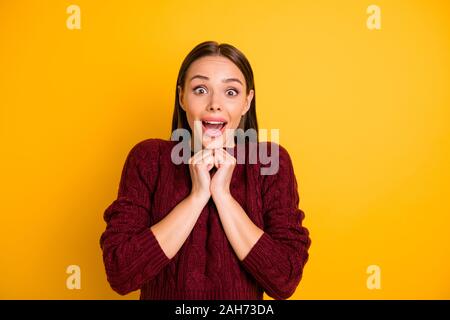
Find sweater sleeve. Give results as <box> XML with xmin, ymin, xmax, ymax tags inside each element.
<box><xmin>99</xmin><ymin>139</ymin><xmax>171</xmax><ymax>295</ymax></box>
<box><xmin>241</xmin><ymin>142</ymin><xmax>311</xmax><ymax>300</ymax></box>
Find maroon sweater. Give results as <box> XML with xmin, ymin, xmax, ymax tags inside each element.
<box><xmin>100</xmin><ymin>138</ymin><xmax>311</xmax><ymax>300</ymax></box>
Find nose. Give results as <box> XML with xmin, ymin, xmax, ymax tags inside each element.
<box><xmin>207</xmin><ymin>93</ymin><xmax>222</xmax><ymax>111</ymax></box>
<box><xmin>208</xmin><ymin>104</ymin><xmax>221</xmax><ymax>111</ymax></box>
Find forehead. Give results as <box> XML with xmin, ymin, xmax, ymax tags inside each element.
<box><xmin>186</xmin><ymin>56</ymin><xmax>245</xmax><ymax>80</ymax></box>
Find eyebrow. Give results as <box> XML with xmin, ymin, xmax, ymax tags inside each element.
<box><xmin>189</xmin><ymin>74</ymin><xmax>243</xmax><ymax>86</ymax></box>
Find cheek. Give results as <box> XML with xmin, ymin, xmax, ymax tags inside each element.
<box><xmin>184</xmin><ymin>98</ymin><xmax>203</xmax><ymax>116</ymax></box>
<box><xmin>185</xmin><ymin>95</ymin><xmax>207</xmax><ymax>113</ymax></box>
<box><xmin>230</xmin><ymin>116</ymin><xmax>242</xmax><ymax>127</ymax></box>
<box><xmin>225</xmin><ymin>102</ymin><xmax>246</xmax><ymax>123</ymax></box>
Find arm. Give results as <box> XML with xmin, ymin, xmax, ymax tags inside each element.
<box><xmin>215</xmin><ymin>143</ymin><xmax>311</xmax><ymax>300</ymax></box>
<box><xmin>151</xmin><ymin>148</ymin><xmax>212</xmax><ymax>260</ymax></box>
<box><xmin>99</xmin><ymin>140</ymin><xmax>208</xmax><ymax>295</ymax></box>
<box><xmin>150</xmin><ymin>193</ymin><xmax>209</xmax><ymax>259</ymax></box>
<box><xmin>99</xmin><ymin>140</ymin><xmax>167</xmax><ymax>295</ymax></box>
<box><xmin>210</xmin><ymin>147</ymin><xmax>264</xmax><ymax>261</ymax></box>
<box><xmin>243</xmin><ymin>143</ymin><xmax>311</xmax><ymax>299</ymax></box>
<box><xmin>212</xmin><ymin>194</ymin><xmax>264</xmax><ymax>261</ymax></box>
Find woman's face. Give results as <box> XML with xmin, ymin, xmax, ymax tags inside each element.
<box><xmin>178</xmin><ymin>55</ymin><xmax>254</xmax><ymax>149</ymax></box>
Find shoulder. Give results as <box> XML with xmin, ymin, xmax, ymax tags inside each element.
<box><xmin>256</xmin><ymin>142</ymin><xmax>301</xmax><ymax>201</ymax></box>
<box><xmin>257</xmin><ymin>141</ymin><xmax>291</xmax><ymax>159</ymax></box>
<box><xmin>127</xmin><ymin>138</ymin><xmax>174</xmax><ymax>161</ymax></box>
<box><xmin>254</xmin><ymin>141</ymin><xmax>293</xmax><ymax>176</ymax></box>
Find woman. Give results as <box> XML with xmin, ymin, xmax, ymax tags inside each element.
<box><xmin>99</xmin><ymin>41</ymin><xmax>311</xmax><ymax>300</ymax></box>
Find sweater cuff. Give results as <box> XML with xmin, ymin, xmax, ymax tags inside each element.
<box><xmin>136</xmin><ymin>228</ymin><xmax>171</xmax><ymax>269</ymax></box>
<box><xmin>241</xmin><ymin>232</ymin><xmax>275</xmax><ymax>272</ymax></box>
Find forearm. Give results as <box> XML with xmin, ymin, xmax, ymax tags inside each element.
<box><xmin>212</xmin><ymin>193</ymin><xmax>264</xmax><ymax>261</ymax></box>
<box><xmin>150</xmin><ymin>193</ymin><xmax>208</xmax><ymax>259</ymax></box>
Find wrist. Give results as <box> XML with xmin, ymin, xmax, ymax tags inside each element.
<box><xmin>211</xmin><ymin>190</ymin><xmax>233</xmax><ymax>204</ymax></box>
<box><xmin>189</xmin><ymin>191</ymin><xmax>211</xmax><ymax>205</ymax></box>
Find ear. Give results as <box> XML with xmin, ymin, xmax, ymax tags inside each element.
<box><xmin>242</xmin><ymin>89</ymin><xmax>254</xmax><ymax>115</ymax></box>
<box><xmin>177</xmin><ymin>85</ymin><xmax>185</xmax><ymax>111</ymax></box>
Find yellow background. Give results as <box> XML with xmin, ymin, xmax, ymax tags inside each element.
<box><xmin>1</xmin><ymin>0</ymin><xmax>449</xmax><ymax>299</ymax></box>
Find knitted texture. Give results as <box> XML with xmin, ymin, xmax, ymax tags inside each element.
<box><xmin>99</xmin><ymin>138</ymin><xmax>311</xmax><ymax>300</ymax></box>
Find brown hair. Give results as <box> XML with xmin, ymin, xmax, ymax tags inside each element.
<box><xmin>171</xmin><ymin>41</ymin><xmax>258</xmax><ymax>141</ymax></box>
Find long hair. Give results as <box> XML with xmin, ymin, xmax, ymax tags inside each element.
<box><xmin>171</xmin><ymin>41</ymin><xmax>258</xmax><ymax>141</ymax></box>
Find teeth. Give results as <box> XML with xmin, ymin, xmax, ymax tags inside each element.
<box><xmin>204</xmin><ymin>120</ymin><xmax>225</xmax><ymax>124</ymax></box>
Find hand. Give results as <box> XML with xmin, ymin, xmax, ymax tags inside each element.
<box><xmin>210</xmin><ymin>148</ymin><xmax>237</xmax><ymax>200</ymax></box>
<box><xmin>188</xmin><ymin>148</ymin><xmax>214</xmax><ymax>203</ymax></box>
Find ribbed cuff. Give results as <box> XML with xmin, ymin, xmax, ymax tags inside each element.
<box><xmin>108</xmin><ymin>228</ymin><xmax>171</xmax><ymax>292</ymax></box>
<box><xmin>241</xmin><ymin>232</ymin><xmax>276</xmax><ymax>277</ymax></box>
<box><xmin>138</xmin><ymin>228</ymin><xmax>171</xmax><ymax>269</ymax></box>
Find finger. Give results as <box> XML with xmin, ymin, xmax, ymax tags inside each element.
<box><xmin>206</xmin><ymin>158</ymin><xmax>215</xmax><ymax>171</ymax></box>
<box><xmin>200</xmin><ymin>154</ymin><xmax>214</xmax><ymax>166</ymax></box>
<box><xmin>189</xmin><ymin>154</ymin><xmax>214</xmax><ymax>176</ymax></box>
<box><xmin>214</xmin><ymin>148</ymin><xmax>226</xmax><ymax>168</ymax></box>
<box><xmin>216</xmin><ymin>148</ymin><xmax>236</xmax><ymax>165</ymax></box>
<box><xmin>189</xmin><ymin>148</ymin><xmax>213</xmax><ymax>164</ymax></box>
<box><xmin>197</xmin><ymin>155</ymin><xmax>215</xmax><ymax>171</ymax></box>
<box><xmin>200</xmin><ymin>154</ymin><xmax>215</xmax><ymax>172</ymax></box>
<box><xmin>224</xmin><ymin>148</ymin><xmax>236</xmax><ymax>162</ymax></box>
<box><xmin>192</xmin><ymin>148</ymin><xmax>213</xmax><ymax>158</ymax></box>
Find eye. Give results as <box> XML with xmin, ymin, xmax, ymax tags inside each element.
<box><xmin>226</xmin><ymin>88</ymin><xmax>239</xmax><ymax>96</ymax></box>
<box><xmin>193</xmin><ymin>86</ymin><xmax>207</xmax><ymax>95</ymax></box>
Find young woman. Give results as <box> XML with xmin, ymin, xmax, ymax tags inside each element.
<box><xmin>100</xmin><ymin>41</ymin><xmax>311</xmax><ymax>300</ymax></box>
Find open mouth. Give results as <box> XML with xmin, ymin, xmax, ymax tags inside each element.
<box><xmin>202</xmin><ymin>120</ymin><xmax>228</xmax><ymax>137</ymax></box>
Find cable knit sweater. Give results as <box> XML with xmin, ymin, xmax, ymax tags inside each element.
<box><xmin>99</xmin><ymin>138</ymin><xmax>311</xmax><ymax>300</ymax></box>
